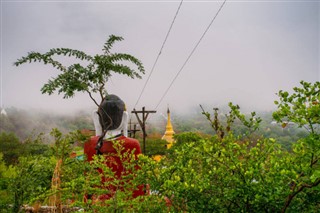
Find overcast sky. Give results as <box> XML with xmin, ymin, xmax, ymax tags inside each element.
<box><xmin>1</xmin><ymin>0</ymin><xmax>319</xmax><ymax>116</ymax></box>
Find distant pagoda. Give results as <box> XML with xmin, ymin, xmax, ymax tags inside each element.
<box><xmin>162</xmin><ymin>107</ymin><xmax>175</xmax><ymax>148</ymax></box>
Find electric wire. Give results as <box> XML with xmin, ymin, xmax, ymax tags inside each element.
<box><xmin>154</xmin><ymin>0</ymin><xmax>227</xmax><ymax>110</ymax></box>
<box><xmin>133</xmin><ymin>0</ymin><xmax>184</xmax><ymax>110</ymax></box>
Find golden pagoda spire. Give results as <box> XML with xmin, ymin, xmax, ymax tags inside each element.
<box><xmin>162</xmin><ymin>107</ymin><xmax>175</xmax><ymax>148</ymax></box>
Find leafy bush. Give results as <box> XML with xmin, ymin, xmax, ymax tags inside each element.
<box><xmin>9</xmin><ymin>156</ymin><xmax>56</xmax><ymax>213</ymax></box>
<box><xmin>1</xmin><ymin>81</ymin><xmax>319</xmax><ymax>212</ymax></box>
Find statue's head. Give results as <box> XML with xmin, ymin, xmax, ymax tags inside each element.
<box><xmin>98</xmin><ymin>94</ymin><xmax>126</xmax><ymax>132</ymax></box>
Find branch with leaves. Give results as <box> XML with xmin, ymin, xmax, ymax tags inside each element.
<box><xmin>200</xmin><ymin>103</ymin><xmax>261</xmax><ymax>140</ymax></box>
<box><xmin>273</xmin><ymin>81</ymin><xmax>320</xmax><ymax>134</ymax></box>
<box><xmin>14</xmin><ymin>35</ymin><xmax>145</xmax><ymax>108</ymax></box>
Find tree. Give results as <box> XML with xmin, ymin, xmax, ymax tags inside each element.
<box><xmin>15</xmin><ymin>34</ymin><xmax>145</xmax><ymax>149</ymax></box>
<box><xmin>273</xmin><ymin>81</ymin><xmax>320</xmax><ymax>212</ymax></box>
<box><xmin>0</xmin><ymin>132</ymin><xmax>21</xmax><ymax>165</ymax></box>
<box><xmin>14</xmin><ymin>35</ymin><xmax>145</xmax><ymax>109</ymax></box>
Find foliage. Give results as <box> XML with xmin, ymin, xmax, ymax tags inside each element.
<box><xmin>141</xmin><ymin>135</ymin><xmax>292</xmax><ymax>212</ymax></box>
<box><xmin>21</xmin><ymin>133</ymin><xmax>50</xmax><ymax>157</ymax></box>
<box><xmin>9</xmin><ymin>155</ymin><xmax>56</xmax><ymax>213</ymax></box>
<box><xmin>137</xmin><ymin>105</ymin><xmax>289</xmax><ymax>212</ymax></box>
<box><xmin>273</xmin><ymin>80</ymin><xmax>320</xmax><ymax>134</ymax></box>
<box><xmin>259</xmin><ymin>121</ymin><xmax>308</xmax><ymax>151</ymax></box>
<box><xmin>0</xmin><ymin>129</ymin><xmax>163</xmax><ymax>212</ymax></box>
<box><xmin>144</xmin><ymin>138</ymin><xmax>168</xmax><ymax>156</ymax></box>
<box><xmin>273</xmin><ymin>81</ymin><xmax>320</xmax><ymax>212</ymax></box>
<box><xmin>0</xmin><ymin>129</ymin><xmax>88</xmax><ymax>212</ymax></box>
<box><xmin>48</xmin><ymin>138</ymin><xmax>167</xmax><ymax>212</ymax></box>
<box><xmin>1</xmin><ymin>81</ymin><xmax>319</xmax><ymax>212</ymax></box>
<box><xmin>200</xmin><ymin>102</ymin><xmax>262</xmax><ymax>141</ymax></box>
<box><xmin>0</xmin><ymin>132</ymin><xmax>21</xmax><ymax>165</ymax></box>
<box><xmin>138</xmin><ymin>86</ymin><xmax>319</xmax><ymax>212</ymax></box>
<box><xmin>14</xmin><ymin>35</ymin><xmax>145</xmax><ymax>108</ymax></box>
<box><xmin>48</xmin><ymin>128</ymin><xmax>85</xmax><ymax>161</ymax></box>
<box><xmin>174</xmin><ymin>132</ymin><xmax>203</xmax><ymax>146</ymax></box>
<box><xmin>0</xmin><ymin>153</ymin><xmax>17</xmax><ymax>211</ymax></box>
<box><xmin>0</xmin><ymin>131</ymin><xmax>51</xmax><ymax>166</ymax></box>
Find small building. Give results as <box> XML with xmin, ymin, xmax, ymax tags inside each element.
<box><xmin>1</xmin><ymin>109</ymin><xmax>7</xmax><ymax>116</ymax></box>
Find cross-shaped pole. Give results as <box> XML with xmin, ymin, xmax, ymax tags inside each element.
<box><xmin>131</xmin><ymin>107</ymin><xmax>156</xmax><ymax>154</ymax></box>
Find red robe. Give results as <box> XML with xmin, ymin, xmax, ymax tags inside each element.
<box><xmin>84</xmin><ymin>135</ymin><xmax>144</xmax><ymax>200</ymax></box>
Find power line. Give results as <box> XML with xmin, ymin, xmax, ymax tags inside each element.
<box><xmin>133</xmin><ymin>0</ymin><xmax>184</xmax><ymax>110</ymax></box>
<box><xmin>154</xmin><ymin>0</ymin><xmax>227</xmax><ymax>110</ymax></box>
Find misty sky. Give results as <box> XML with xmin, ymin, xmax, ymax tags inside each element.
<box><xmin>1</xmin><ymin>0</ymin><xmax>319</xmax><ymax>116</ymax></box>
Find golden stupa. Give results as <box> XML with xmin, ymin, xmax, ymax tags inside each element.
<box><xmin>162</xmin><ymin>108</ymin><xmax>175</xmax><ymax>148</ymax></box>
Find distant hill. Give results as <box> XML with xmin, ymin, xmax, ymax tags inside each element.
<box><xmin>0</xmin><ymin>107</ymin><xmax>308</xmax><ymax>150</ymax></box>
<box><xmin>0</xmin><ymin>107</ymin><xmax>94</xmax><ymax>142</ymax></box>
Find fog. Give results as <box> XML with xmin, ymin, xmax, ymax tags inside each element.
<box><xmin>1</xmin><ymin>1</ymin><xmax>319</xmax><ymax>117</ymax></box>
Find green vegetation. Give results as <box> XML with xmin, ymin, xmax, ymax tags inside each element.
<box><xmin>273</xmin><ymin>81</ymin><xmax>319</xmax><ymax>134</ymax></box>
<box><xmin>136</xmin><ymin>81</ymin><xmax>319</xmax><ymax>212</ymax></box>
<box><xmin>2</xmin><ymin>71</ymin><xmax>319</xmax><ymax>213</ymax></box>
<box><xmin>14</xmin><ymin>35</ymin><xmax>144</xmax><ymax>109</ymax></box>
<box><xmin>0</xmin><ymin>132</ymin><xmax>50</xmax><ymax>166</ymax></box>
<box><xmin>14</xmin><ymin>33</ymin><xmax>145</xmax><ymax>144</ymax></box>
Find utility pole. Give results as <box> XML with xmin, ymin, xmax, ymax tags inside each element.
<box><xmin>131</xmin><ymin>107</ymin><xmax>156</xmax><ymax>154</ymax></box>
<box><xmin>128</xmin><ymin>119</ymin><xmax>140</xmax><ymax>138</ymax></box>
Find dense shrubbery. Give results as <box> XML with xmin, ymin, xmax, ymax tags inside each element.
<box><xmin>0</xmin><ymin>81</ymin><xmax>319</xmax><ymax>212</ymax></box>
<box><xmin>137</xmin><ymin>81</ymin><xmax>319</xmax><ymax>212</ymax></box>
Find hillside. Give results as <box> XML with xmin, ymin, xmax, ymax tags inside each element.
<box><xmin>0</xmin><ymin>106</ymin><xmax>308</xmax><ymax>150</ymax></box>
